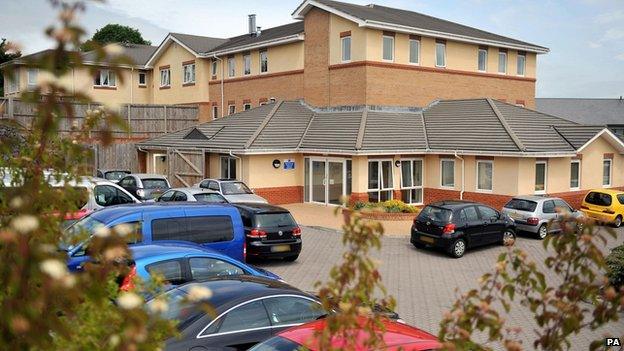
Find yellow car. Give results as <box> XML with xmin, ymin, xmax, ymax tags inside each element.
<box><xmin>580</xmin><ymin>189</ymin><xmax>624</xmax><ymax>228</ymax></box>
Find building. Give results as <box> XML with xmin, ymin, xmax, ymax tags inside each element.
<box><xmin>536</xmin><ymin>98</ymin><xmax>624</xmax><ymax>138</ymax></box>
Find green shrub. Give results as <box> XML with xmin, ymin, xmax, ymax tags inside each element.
<box><xmin>352</xmin><ymin>199</ymin><xmax>421</xmax><ymax>214</ymax></box>
<box><xmin>606</xmin><ymin>244</ymin><xmax>624</xmax><ymax>289</ymax></box>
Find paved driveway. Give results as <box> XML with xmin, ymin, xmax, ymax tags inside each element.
<box><xmin>257</xmin><ymin>225</ymin><xmax>624</xmax><ymax>349</ymax></box>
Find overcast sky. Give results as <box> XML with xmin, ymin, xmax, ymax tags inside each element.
<box><xmin>1</xmin><ymin>0</ymin><xmax>623</xmax><ymax>98</ymax></box>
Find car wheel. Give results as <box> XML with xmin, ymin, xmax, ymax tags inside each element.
<box><xmin>502</xmin><ymin>229</ymin><xmax>516</xmax><ymax>246</ymax></box>
<box><xmin>448</xmin><ymin>239</ymin><xmax>466</xmax><ymax>258</ymax></box>
<box><xmin>283</xmin><ymin>254</ymin><xmax>299</xmax><ymax>262</ymax></box>
<box><xmin>536</xmin><ymin>224</ymin><xmax>548</xmax><ymax>240</ymax></box>
<box><xmin>613</xmin><ymin>215</ymin><xmax>622</xmax><ymax>228</ymax></box>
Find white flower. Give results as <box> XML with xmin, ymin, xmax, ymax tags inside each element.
<box><xmin>93</xmin><ymin>225</ymin><xmax>110</xmax><ymax>238</ymax></box>
<box><xmin>149</xmin><ymin>299</ymin><xmax>169</xmax><ymax>314</ymax></box>
<box><xmin>117</xmin><ymin>292</ymin><xmax>143</xmax><ymax>310</ymax></box>
<box><xmin>186</xmin><ymin>285</ymin><xmax>213</xmax><ymax>302</ymax></box>
<box><xmin>10</xmin><ymin>215</ymin><xmax>39</xmax><ymax>234</ymax></box>
<box><xmin>40</xmin><ymin>259</ymin><xmax>68</xmax><ymax>280</ymax></box>
<box><xmin>113</xmin><ymin>223</ymin><xmax>132</xmax><ymax>237</ymax></box>
<box><xmin>9</xmin><ymin>197</ymin><xmax>23</xmax><ymax>209</ymax></box>
<box><xmin>104</xmin><ymin>43</ymin><xmax>123</xmax><ymax>56</ymax></box>
<box><xmin>108</xmin><ymin>335</ymin><xmax>120</xmax><ymax>347</ymax></box>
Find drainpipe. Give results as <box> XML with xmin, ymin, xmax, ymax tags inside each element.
<box><xmin>454</xmin><ymin>150</ymin><xmax>465</xmax><ymax>200</ymax></box>
<box><xmin>212</xmin><ymin>54</ymin><xmax>224</xmax><ymax>118</ymax></box>
<box><xmin>229</xmin><ymin>150</ymin><xmax>243</xmax><ymax>182</ymax></box>
<box><xmin>130</xmin><ymin>67</ymin><xmax>134</xmax><ymax>104</ymax></box>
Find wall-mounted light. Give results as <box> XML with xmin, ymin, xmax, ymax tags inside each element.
<box><xmin>272</xmin><ymin>159</ymin><xmax>281</xmax><ymax>169</ymax></box>
<box><xmin>395</xmin><ymin>160</ymin><xmax>401</xmax><ymax>167</ymax></box>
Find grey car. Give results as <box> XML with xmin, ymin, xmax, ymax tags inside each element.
<box><xmin>193</xmin><ymin>178</ymin><xmax>268</xmax><ymax>204</ymax></box>
<box><xmin>501</xmin><ymin>196</ymin><xmax>585</xmax><ymax>239</ymax></box>
<box><xmin>154</xmin><ymin>187</ymin><xmax>228</xmax><ymax>203</ymax></box>
<box><xmin>118</xmin><ymin>173</ymin><xmax>171</xmax><ymax>201</ymax></box>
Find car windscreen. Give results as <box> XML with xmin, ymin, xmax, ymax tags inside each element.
<box><xmin>248</xmin><ymin>336</ymin><xmax>303</xmax><ymax>351</ymax></box>
<box><xmin>104</xmin><ymin>171</ymin><xmax>129</xmax><ymax>181</ymax></box>
<box><xmin>148</xmin><ymin>288</ymin><xmax>207</xmax><ymax>329</ymax></box>
<box><xmin>504</xmin><ymin>199</ymin><xmax>538</xmax><ymax>212</ymax></box>
<box><xmin>585</xmin><ymin>192</ymin><xmax>612</xmax><ymax>206</ymax></box>
<box><xmin>62</xmin><ymin>215</ymin><xmax>105</xmax><ymax>250</ymax></box>
<box><xmin>417</xmin><ymin>205</ymin><xmax>452</xmax><ymax>224</ymax></box>
<box><xmin>142</xmin><ymin>178</ymin><xmax>169</xmax><ymax>189</ymax></box>
<box><xmin>193</xmin><ymin>193</ymin><xmax>227</xmax><ymax>203</ymax></box>
<box><xmin>221</xmin><ymin>182</ymin><xmax>253</xmax><ymax>195</ymax></box>
<box><xmin>254</xmin><ymin>212</ymin><xmax>297</xmax><ymax>228</ymax></box>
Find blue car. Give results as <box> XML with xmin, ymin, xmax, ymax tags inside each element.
<box><xmin>65</xmin><ymin>203</ymin><xmax>245</xmax><ymax>271</ymax></box>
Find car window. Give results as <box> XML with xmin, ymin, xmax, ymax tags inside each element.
<box><xmin>151</xmin><ymin>216</ymin><xmax>234</xmax><ymax>244</ymax></box>
<box><xmin>248</xmin><ymin>336</ymin><xmax>303</xmax><ymax>351</ymax></box>
<box><xmin>221</xmin><ymin>182</ymin><xmax>253</xmax><ymax>195</ymax></box>
<box><xmin>618</xmin><ymin>194</ymin><xmax>624</xmax><ymax>205</ymax></box>
<box><xmin>217</xmin><ymin>300</ymin><xmax>270</xmax><ymax>333</ymax></box>
<box><xmin>173</xmin><ymin>191</ymin><xmax>188</xmax><ymax>201</ymax></box>
<box><xmin>189</xmin><ymin>257</ymin><xmax>245</xmax><ymax>280</ymax></box>
<box><xmin>459</xmin><ymin>206</ymin><xmax>480</xmax><ymax>223</ymax></box>
<box><xmin>254</xmin><ymin>213</ymin><xmax>297</xmax><ymax>228</ymax></box>
<box><xmin>142</xmin><ymin>178</ymin><xmax>169</xmax><ymax>189</ymax></box>
<box><xmin>193</xmin><ymin>193</ymin><xmax>227</xmax><ymax>203</ymax></box>
<box><xmin>146</xmin><ymin>260</ymin><xmax>184</xmax><ymax>283</ymax></box>
<box><xmin>116</xmin><ymin>189</ymin><xmax>135</xmax><ymax>204</ymax></box>
<box><xmin>208</xmin><ymin>181</ymin><xmax>220</xmax><ymax>191</ymax></box>
<box><xmin>158</xmin><ymin>191</ymin><xmax>175</xmax><ymax>202</ymax></box>
<box><xmin>478</xmin><ymin>206</ymin><xmax>498</xmax><ymax>220</ymax></box>
<box><xmin>504</xmin><ymin>199</ymin><xmax>538</xmax><ymax>212</ymax></box>
<box><xmin>585</xmin><ymin>192</ymin><xmax>612</xmax><ymax>207</ymax></box>
<box><xmin>152</xmin><ymin>217</ymin><xmax>187</xmax><ymax>241</ymax></box>
<box><xmin>240</xmin><ymin>212</ymin><xmax>253</xmax><ymax>227</ymax></box>
<box><xmin>542</xmin><ymin>200</ymin><xmax>556</xmax><ymax>214</ymax></box>
<box><xmin>96</xmin><ymin>170</ymin><xmax>104</xmax><ymax>178</ymax></box>
<box><xmin>263</xmin><ymin>297</ymin><xmax>325</xmax><ymax>327</ymax></box>
<box><xmin>418</xmin><ymin>206</ymin><xmax>452</xmax><ymax>223</ymax></box>
<box><xmin>120</xmin><ymin>177</ymin><xmax>135</xmax><ymax>187</ymax></box>
<box><xmin>94</xmin><ymin>185</ymin><xmax>117</xmax><ymax>206</ymax></box>
<box><xmin>199</xmin><ymin>180</ymin><xmax>210</xmax><ymax>189</ymax></box>
<box><xmin>553</xmin><ymin>199</ymin><xmax>572</xmax><ymax>213</ymax></box>
<box><xmin>105</xmin><ymin>171</ymin><xmax>130</xmax><ymax>181</ymax></box>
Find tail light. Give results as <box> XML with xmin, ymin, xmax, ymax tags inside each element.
<box><xmin>136</xmin><ymin>189</ymin><xmax>145</xmax><ymax>198</ymax></box>
<box><xmin>603</xmin><ymin>208</ymin><xmax>615</xmax><ymax>214</ymax></box>
<box><xmin>248</xmin><ymin>229</ymin><xmax>267</xmax><ymax>238</ymax></box>
<box><xmin>442</xmin><ymin>223</ymin><xmax>456</xmax><ymax>235</ymax></box>
<box><xmin>243</xmin><ymin>241</ymin><xmax>247</xmax><ymax>262</ymax></box>
<box><xmin>292</xmin><ymin>227</ymin><xmax>302</xmax><ymax>237</ymax></box>
<box><xmin>527</xmin><ymin>217</ymin><xmax>539</xmax><ymax>226</ymax></box>
<box><xmin>119</xmin><ymin>266</ymin><xmax>137</xmax><ymax>292</ymax></box>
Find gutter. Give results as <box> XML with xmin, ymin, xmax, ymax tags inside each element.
<box><xmin>454</xmin><ymin>150</ymin><xmax>465</xmax><ymax>200</ymax></box>
<box><xmin>202</xmin><ymin>34</ymin><xmax>304</xmax><ymax>57</ymax></box>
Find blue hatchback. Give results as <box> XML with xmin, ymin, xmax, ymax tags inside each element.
<box><xmin>65</xmin><ymin>203</ymin><xmax>245</xmax><ymax>271</ymax></box>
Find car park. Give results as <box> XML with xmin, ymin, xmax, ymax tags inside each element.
<box><xmin>502</xmin><ymin>196</ymin><xmax>585</xmax><ymax>239</ymax></box>
<box><xmin>581</xmin><ymin>189</ymin><xmax>624</xmax><ymax>228</ymax></box>
<box><xmin>411</xmin><ymin>200</ymin><xmax>516</xmax><ymax>258</ymax></box>
<box><xmin>249</xmin><ymin>317</ymin><xmax>440</xmax><ymax>351</ymax></box>
<box><xmin>119</xmin><ymin>173</ymin><xmax>171</xmax><ymax>201</ymax></box>
<box><xmin>195</xmin><ymin>178</ymin><xmax>268</xmax><ymax>204</ymax></box>
<box><xmin>95</xmin><ymin>169</ymin><xmax>131</xmax><ymax>183</ymax></box>
<box><xmin>233</xmin><ymin>203</ymin><xmax>302</xmax><ymax>262</ymax></box>
<box><xmin>155</xmin><ymin>187</ymin><xmax>228</xmax><ymax>203</ymax></box>
<box><xmin>64</xmin><ymin>203</ymin><xmax>245</xmax><ymax>271</ymax></box>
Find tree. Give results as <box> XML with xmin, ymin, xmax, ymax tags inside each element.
<box><xmin>0</xmin><ymin>38</ymin><xmax>22</xmax><ymax>96</ymax></box>
<box><xmin>81</xmin><ymin>24</ymin><xmax>151</xmax><ymax>52</ymax></box>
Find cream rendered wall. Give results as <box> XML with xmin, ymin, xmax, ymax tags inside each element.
<box><xmin>545</xmin><ymin>157</ymin><xmax>570</xmax><ymax>193</ymax></box>
<box><xmin>578</xmin><ymin>137</ymin><xmax>624</xmax><ymax>190</ymax></box>
<box><xmin>517</xmin><ymin>158</ymin><xmax>535</xmax><ymax>195</ymax></box>
<box><xmin>492</xmin><ymin>157</ymin><xmax>520</xmax><ymax>195</ymax></box>
<box><xmin>152</xmin><ymin>42</ymin><xmax>208</xmax><ymax>105</ymax></box>
<box><xmin>329</xmin><ymin>14</ymin><xmax>368</xmax><ymax>64</ymax></box>
<box><xmin>212</xmin><ymin>42</ymin><xmax>304</xmax><ymax>80</ymax></box>
<box><xmin>245</xmin><ymin>154</ymin><xmax>304</xmax><ymax>189</ymax></box>
<box><xmin>351</xmin><ymin>156</ymin><xmax>369</xmax><ymax>193</ymax></box>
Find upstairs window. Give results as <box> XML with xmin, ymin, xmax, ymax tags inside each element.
<box><xmin>138</xmin><ymin>72</ymin><xmax>146</xmax><ymax>86</ymax></box>
<box><xmin>7</xmin><ymin>69</ymin><xmax>19</xmax><ymax>93</ymax></box>
<box><xmin>409</xmin><ymin>38</ymin><xmax>420</xmax><ymax>64</ymax></box>
<box><xmin>498</xmin><ymin>50</ymin><xmax>507</xmax><ymax>74</ymax></box>
<box><xmin>212</xmin><ymin>106</ymin><xmax>218</xmax><ymax>119</ymax></box>
<box><xmin>243</xmin><ymin>53</ymin><xmax>251</xmax><ymax>75</ymax></box>
<box><xmin>159</xmin><ymin>68</ymin><xmax>170</xmax><ymax>87</ymax></box>
<box><xmin>183</xmin><ymin>63</ymin><xmax>195</xmax><ymax>84</ymax></box>
<box><xmin>341</xmin><ymin>35</ymin><xmax>351</xmax><ymax>62</ymax></box>
<box><xmin>211</xmin><ymin>60</ymin><xmax>218</xmax><ymax>76</ymax></box>
<box><xmin>227</xmin><ymin>57</ymin><xmax>235</xmax><ymax>77</ymax></box>
<box><xmin>478</xmin><ymin>48</ymin><xmax>487</xmax><ymax>72</ymax></box>
<box><xmin>382</xmin><ymin>34</ymin><xmax>394</xmax><ymax>61</ymax></box>
<box><xmin>435</xmin><ymin>41</ymin><xmax>446</xmax><ymax>67</ymax></box>
<box><xmin>260</xmin><ymin>50</ymin><xmax>268</xmax><ymax>73</ymax></box>
<box><xmin>94</xmin><ymin>69</ymin><xmax>116</xmax><ymax>87</ymax></box>
<box><xmin>243</xmin><ymin>103</ymin><xmax>251</xmax><ymax>111</ymax></box>
<box><xmin>517</xmin><ymin>52</ymin><xmax>526</xmax><ymax>76</ymax></box>
<box><xmin>27</xmin><ymin>68</ymin><xmax>38</xmax><ymax>89</ymax></box>
<box><xmin>228</xmin><ymin>104</ymin><xmax>236</xmax><ymax>115</ymax></box>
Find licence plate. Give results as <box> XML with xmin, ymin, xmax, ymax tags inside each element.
<box><xmin>271</xmin><ymin>245</ymin><xmax>290</xmax><ymax>253</ymax></box>
<box><xmin>510</xmin><ymin>213</ymin><xmax>522</xmax><ymax>220</ymax></box>
<box><xmin>420</xmin><ymin>236</ymin><xmax>434</xmax><ymax>244</ymax></box>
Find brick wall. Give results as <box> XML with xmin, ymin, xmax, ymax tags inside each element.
<box><xmin>303</xmin><ymin>8</ymin><xmax>331</xmax><ymax>107</ymax></box>
<box><xmin>254</xmin><ymin>186</ymin><xmax>303</xmax><ymax>205</ymax></box>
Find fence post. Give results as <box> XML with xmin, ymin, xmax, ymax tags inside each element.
<box><xmin>163</xmin><ymin>105</ymin><xmax>168</xmax><ymax>134</ymax></box>
<box><xmin>8</xmin><ymin>97</ymin><xmax>14</xmax><ymax>118</ymax></box>
<box><xmin>127</xmin><ymin>104</ymin><xmax>132</xmax><ymax>138</ymax></box>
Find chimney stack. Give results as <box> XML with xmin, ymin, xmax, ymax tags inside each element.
<box><xmin>248</xmin><ymin>14</ymin><xmax>257</xmax><ymax>36</ymax></box>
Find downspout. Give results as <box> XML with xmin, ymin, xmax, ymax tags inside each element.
<box><xmin>212</xmin><ymin>54</ymin><xmax>224</xmax><ymax>118</ymax></box>
<box><xmin>229</xmin><ymin>150</ymin><xmax>243</xmax><ymax>182</ymax></box>
<box><xmin>454</xmin><ymin>150</ymin><xmax>465</xmax><ymax>200</ymax></box>
<box><xmin>130</xmin><ymin>67</ymin><xmax>134</xmax><ymax>104</ymax></box>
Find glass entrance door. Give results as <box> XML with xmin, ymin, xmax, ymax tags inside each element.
<box><xmin>311</xmin><ymin>160</ymin><xmax>326</xmax><ymax>203</ymax></box>
<box><xmin>328</xmin><ymin>162</ymin><xmax>344</xmax><ymax>205</ymax></box>
<box><xmin>306</xmin><ymin>158</ymin><xmax>347</xmax><ymax>205</ymax></box>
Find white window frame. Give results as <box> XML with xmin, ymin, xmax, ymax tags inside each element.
<box><xmin>517</xmin><ymin>53</ymin><xmax>526</xmax><ymax>77</ymax></box>
<box><xmin>341</xmin><ymin>36</ymin><xmax>351</xmax><ymax>63</ymax></box>
<box><xmin>220</xmin><ymin>156</ymin><xmax>237</xmax><ymax>179</ymax></box>
<box><xmin>476</xmin><ymin>160</ymin><xmax>493</xmax><ymax>192</ymax></box>
<box><xmin>260</xmin><ymin>51</ymin><xmax>268</xmax><ymax>73</ymax></box>
<box><xmin>382</xmin><ymin>35</ymin><xmax>394</xmax><ymax>62</ymax></box>
<box><xmin>183</xmin><ymin>63</ymin><xmax>195</xmax><ymax>84</ymax></box>
<box><xmin>94</xmin><ymin>69</ymin><xmax>116</xmax><ymax>87</ymax></box>
<box><xmin>435</xmin><ymin>42</ymin><xmax>446</xmax><ymax>68</ymax></box>
<box><xmin>409</xmin><ymin>39</ymin><xmax>420</xmax><ymax>65</ymax></box>
<box><xmin>159</xmin><ymin>68</ymin><xmax>170</xmax><ymax>87</ymax></box>
<box><xmin>227</xmin><ymin>57</ymin><xmax>235</xmax><ymax>77</ymax></box>
<box><xmin>603</xmin><ymin>158</ymin><xmax>612</xmax><ymax>188</ymax></box>
<box><xmin>478</xmin><ymin>49</ymin><xmax>488</xmax><ymax>72</ymax></box>
<box><xmin>211</xmin><ymin>60</ymin><xmax>218</xmax><ymax>76</ymax></box>
<box><xmin>243</xmin><ymin>103</ymin><xmax>252</xmax><ymax>111</ymax></box>
<box><xmin>498</xmin><ymin>51</ymin><xmax>507</xmax><ymax>74</ymax></box>
<box><xmin>400</xmin><ymin>158</ymin><xmax>424</xmax><ymax>204</ymax></box>
<box><xmin>152</xmin><ymin>153</ymin><xmax>167</xmax><ymax>174</ymax></box>
<box><xmin>535</xmin><ymin>161</ymin><xmax>547</xmax><ymax>195</ymax></box>
<box><xmin>243</xmin><ymin>54</ymin><xmax>251</xmax><ymax>75</ymax></box>
<box><xmin>440</xmin><ymin>158</ymin><xmax>455</xmax><ymax>188</ymax></box>
<box><xmin>228</xmin><ymin>104</ymin><xmax>236</xmax><ymax>115</ymax></box>
<box><xmin>7</xmin><ymin>69</ymin><xmax>19</xmax><ymax>93</ymax></box>
<box><xmin>368</xmin><ymin>159</ymin><xmax>394</xmax><ymax>202</ymax></box>
<box><xmin>27</xmin><ymin>68</ymin><xmax>38</xmax><ymax>89</ymax></box>
<box><xmin>570</xmin><ymin>159</ymin><xmax>581</xmax><ymax>190</ymax></box>
<box><xmin>138</xmin><ymin>72</ymin><xmax>146</xmax><ymax>86</ymax></box>
<box><xmin>212</xmin><ymin>106</ymin><xmax>218</xmax><ymax>119</ymax></box>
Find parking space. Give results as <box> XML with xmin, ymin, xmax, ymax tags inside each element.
<box><xmin>257</xmin><ymin>225</ymin><xmax>624</xmax><ymax>348</ymax></box>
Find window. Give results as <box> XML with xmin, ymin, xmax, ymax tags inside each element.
<box><xmin>138</xmin><ymin>72</ymin><xmax>146</xmax><ymax>86</ymax></box>
<box><xmin>193</xmin><ymin>193</ymin><xmax>227</xmax><ymax>203</ymax></box>
<box><xmin>542</xmin><ymin>200</ymin><xmax>556</xmax><ymax>214</ymax></box>
<box><xmin>7</xmin><ymin>69</ymin><xmax>19</xmax><ymax>93</ymax></box>
<box><xmin>227</xmin><ymin>57</ymin><xmax>235</xmax><ymax>77</ymax></box>
<box><xmin>476</xmin><ymin>160</ymin><xmax>493</xmax><ymax>191</ymax></box>
<box><xmin>435</xmin><ymin>42</ymin><xmax>446</xmax><ymax>67</ymax></box>
<box><xmin>478</xmin><ymin>206</ymin><xmax>498</xmax><ymax>220</ymax></box>
<box><xmin>260</xmin><ymin>50</ymin><xmax>268</xmax><ymax>73</ymax></box>
<box><xmin>217</xmin><ymin>300</ymin><xmax>270</xmax><ymax>333</ymax></box>
<box><xmin>146</xmin><ymin>260</ymin><xmax>183</xmax><ymax>283</ymax></box>
<box><xmin>400</xmin><ymin>159</ymin><xmax>423</xmax><ymax>204</ymax></box>
<box><xmin>207</xmin><ymin>181</ymin><xmax>220</xmax><ymax>191</ymax></box>
<box><xmin>553</xmin><ymin>199</ymin><xmax>573</xmax><ymax>213</ymax></box>
<box><xmin>570</xmin><ymin>160</ymin><xmax>580</xmax><ymax>189</ymax></box>
<box><xmin>440</xmin><ymin>159</ymin><xmax>455</xmax><ymax>188</ymax></box>
<box><xmin>27</xmin><ymin>68</ymin><xmax>38</xmax><ymax>89</ymax></box>
<box><xmin>94</xmin><ymin>69</ymin><xmax>116</xmax><ymax>87</ymax></box>
<box><xmin>409</xmin><ymin>39</ymin><xmax>420</xmax><ymax>64</ymax></box>
<box><xmin>221</xmin><ymin>156</ymin><xmax>237</xmax><ymax>179</ymax></box>
<box><xmin>211</xmin><ymin>60</ymin><xmax>217</xmax><ymax>76</ymax></box>
<box><xmin>517</xmin><ymin>52</ymin><xmax>526</xmax><ymax>76</ymax></box>
<box><xmin>341</xmin><ymin>36</ymin><xmax>351</xmax><ymax>62</ymax></box>
<box><xmin>269</xmin><ymin>97</ymin><xmax>276</xmax><ymax>103</ymax></box>
<box><xmin>368</xmin><ymin>160</ymin><xmax>393</xmax><ymax>202</ymax></box>
<box><xmin>228</xmin><ymin>104</ymin><xmax>236</xmax><ymax>115</ymax></box>
<box><xmin>603</xmin><ymin>158</ymin><xmax>612</xmax><ymax>187</ymax></box>
<box><xmin>159</xmin><ymin>68</ymin><xmax>170</xmax><ymax>87</ymax></box>
<box><xmin>478</xmin><ymin>48</ymin><xmax>487</xmax><ymax>72</ymax></box>
<box><xmin>158</xmin><ymin>190</ymin><xmax>175</xmax><ymax>202</ymax></box>
<box><xmin>498</xmin><ymin>50</ymin><xmax>507</xmax><ymax>74</ymax></box>
<box><xmin>585</xmin><ymin>191</ymin><xmax>612</xmax><ymax>207</ymax></box>
<box><xmin>535</xmin><ymin>161</ymin><xmax>547</xmax><ymax>194</ymax></box>
<box><xmin>189</xmin><ymin>257</ymin><xmax>244</xmax><ymax>280</ymax></box>
<box><xmin>263</xmin><ymin>297</ymin><xmax>325</xmax><ymax>326</ymax></box>
<box><xmin>243</xmin><ymin>103</ymin><xmax>251</xmax><ymax>111</ymax></box>
<box><xmin>243</xmin><ymin>53</ymin><xmax>251</xmax><ymax>75</ymax></box>
<box><xmin>382</xmin><ymin>35</ymin><xmax>394</xmax><ymax>61</ymax></box>
<box><xmin>458</xmin><ymin>206</ymin><xmax>480</xmax><ymax>223</ymax></box>
<box><xmin>183</xmin><ymin>63</ymin><xmax>195</xmax><ymax>84</ymax></box>
<box><xmin>151</xmin><ymin>216</ymin><xmax>234</xmax><ymax>243</ymax></box>
<box><xmin>212</xmin><ymin>106</ymin><xmax>218</xmax><ymax>119</ymax></box>
<box><xmin>93</xmin><ymin>185</ymin><xmax>134</xmax><ymax>206</ymax></box>
<box><xmin>173</xmin><ymin>191</ymin><xmax>187</xmax><ymax>201</ymax></box>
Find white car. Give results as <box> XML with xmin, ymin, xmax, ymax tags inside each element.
<box><xmin>154</xmin><ymin>187</ymin><xmax>228</xmax><ymax>203</ymax></box>
<box><xmin>193</xmin><ymin>179</ymin><xmax>268</xmax><ymax>204</ymax></box>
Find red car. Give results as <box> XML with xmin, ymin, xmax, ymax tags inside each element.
<box><xmin>249</xmin><ymin>317</ymin><xmax>440</xmax><ymax>351</ymax></box>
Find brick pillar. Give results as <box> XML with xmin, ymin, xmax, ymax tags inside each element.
<box><xmin>393</xmin><ymin>189</ymin><xmax>402</xmax><ymax>201</ymax></box>
<box><xmin>349</xmin><ymin>192</ymin><xmax>369</xmax><ymax>204</ymax></box>
<box><xmin>197</xmin><ymin>103</ymin><xmax>213</xmax><ymax>123</ymax></box>
<box><xmin>303</xmin><ymin>8</ymin><xmax>330</xmax><ymax>107</ymax></box>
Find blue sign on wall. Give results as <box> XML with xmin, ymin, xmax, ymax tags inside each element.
<box><xmin>284</xmin><ymin>159</ymin><xmax>295</xmax><ymax>170</ymax></box>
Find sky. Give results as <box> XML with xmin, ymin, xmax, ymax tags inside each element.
<box><xmin>0</xmin><ymin>0</ymin><xmax>623</xmax><ymax>98</ymax></box>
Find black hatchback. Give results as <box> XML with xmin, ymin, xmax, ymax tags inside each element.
<box><xmin>410</xmin><ymin>200</ymin><xmax>516</xmax><ymax>258</ymax></box>
<box><xmin>233</xmin><ymin>203</ymin><xmax>302</xmax><ymax>262</ymax></box>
